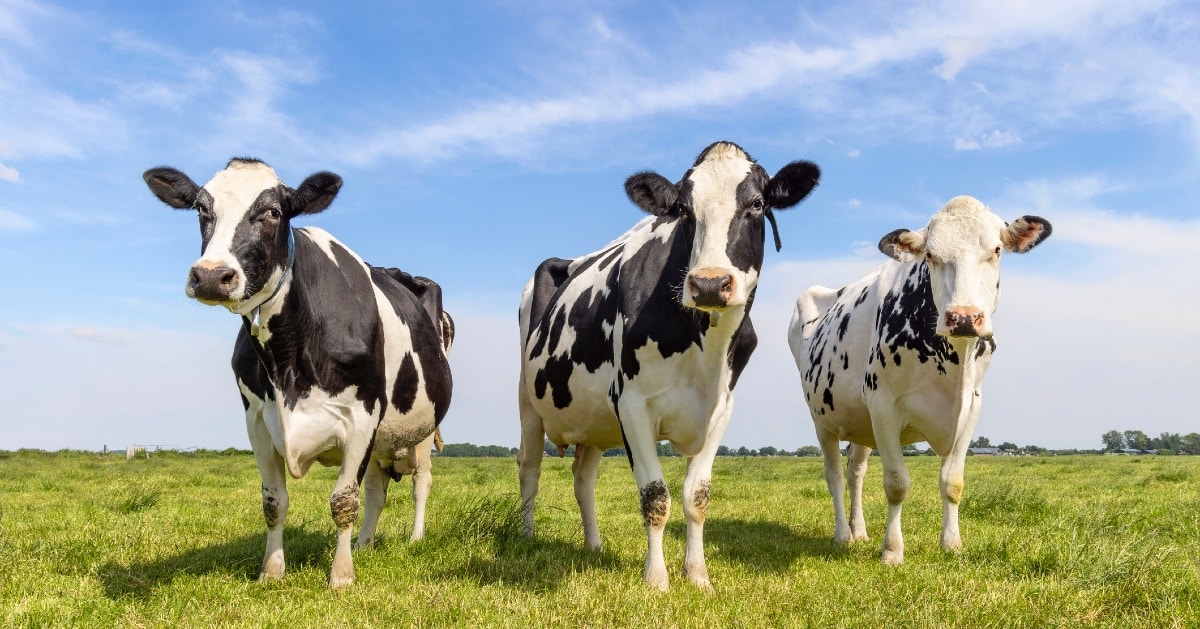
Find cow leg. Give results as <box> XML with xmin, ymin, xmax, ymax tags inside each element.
<box><xmin>355</xmin><ymin>462</ymin><xmax>389</xmax><ymax>549</ymax></box>
<box><xmin>572</xmin><ymin>444</ymin><xmax>604</xmax><ymax>550</ymax></box>
<box><xmin>938</xmin><ymin>451</ymin><xmax>967</xmax><ymax>552</ymax></box>
<box><xmin>409</xmin><ymin>434</ymin><xmax>434</xmax><ymax>542</ymax></box>
<box><xmin>517</xmin><ymin>383</ymin><xmax>545</xmax><ymax>539</ymax></box>
<box><xmin>248</xmin><ymin>412</ymin><xmax>288</xmax><ymax>581</ymax></box>
<box><xmin>328</xmin><ymin>437</ymin><xmax>371</xmax><ymax>590</ymax></box>
<box><xmin>815</xmin><ymin>426</ymin><xmax>851</xmax><ymax>543</ymax></box>
<box><xmin>846</xmin><ymin>443</ymin><xmax>871</xmax><ymax>541</ymax></box>
<box><xmin>619</xmin><ymin>408</ymin><xmax>671</xmax><ymax>591</ymax></box>
<box><xmin>873</xmin><ymin>427</ymin><xmax>910</xmax><ymax>565</ymax></box>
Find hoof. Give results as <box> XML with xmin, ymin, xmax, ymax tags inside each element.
<box><xmin>881</xmin><ymin>551</ymin><xmax>905</xmax><ymax>566</ymax></box>
<box><xmin>329</xmin><ymin>573</ymin><xmax>355</xmax><ymax>590</ymax></box>
<box><xmin>644</xmin><ymin>566</ymin><xmax>669</xmax><ymax>592</ymax></box>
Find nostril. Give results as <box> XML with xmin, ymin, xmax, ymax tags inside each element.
<box><xmin>219</xmin><ymin>269</ymin><xmax>237</xmax><ymax>286</ymax></box>
<box><xmin>719</xmin><ymin>275</ymin><xmax>732</xmax><ymax>292</ymax></box>
<box><xmin>687</xmin><ymin>277</ymin><xmax>701</xmax><ymax>298</ymax></box>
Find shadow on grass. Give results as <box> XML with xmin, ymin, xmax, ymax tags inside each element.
<box><xmin>433</xmin><ymin>534</ymin><xmax>624</xmax><ymax>593</ymax></box>
<box><xmin>96</xmin><ymin>526</ymin><xmax>330</xmax><ymax>600</ymax></box>
<box><xmin>673</xmin><ymin>517</ymin><xmax>849</xmax><ymax>572</ymax></box>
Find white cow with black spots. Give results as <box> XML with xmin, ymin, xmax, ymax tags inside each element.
<box><xmin>519</xmin><ymin>141</ymin><xmax>820</xmax><ymax>591</ymax></box>
<box><xmin>787</xmin><ymin>196</ymin><xmax>1050</xmax><ymax>564</ymax></box>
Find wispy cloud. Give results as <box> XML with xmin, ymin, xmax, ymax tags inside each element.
<box><xmin>0</xmin><ymin>207</ymin><xmax>32</xmax><ymax>231</ymax></box>
<box><xmin>0</xmin><ymin>160</ymin><xmax>18</xmax><ymax>182</ymax></box>
<box><xmin>67</xmin><ymin>326</ymin><xmax>124</xmax><ymax>345</ymax></box>
<box><xmin>337</xmin><ymin>0</ymin><xmax>1193</xmax><ymax>167</ymax></box>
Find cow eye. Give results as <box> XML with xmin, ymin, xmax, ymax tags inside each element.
<box><xmin>994</xmin><ymin>246</ymin><xmax>1002</xmax><ymax>257</ymax></box>
<box><xmin>751</xmin><ymin>197</ymin><xmax>765</xmax><ymax>211</ymax></box>
<box><xmin>262</xmin><ymin>208</ymin><xmax>282</xmax><ymax>221</ymax></box>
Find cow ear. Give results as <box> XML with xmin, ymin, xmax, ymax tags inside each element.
<box><xmin>143</xmin><ymin>167</ymin><xmax>200</xmax><ymax>209</ymax></box>
<box><xmin>291</xmin><ymin>171</ymin><xmax>342</xmax><ymax>216</ymax></box>
<box><xmin>1002</xmin><ymin>215</ymin><xmax>1052</xmax><ymax>253</ymax></box>
<box><xmin>878</xmin><ymin>228</ymin><xmax>925</xmax><ymax>260</ymax></box>
<box><xmin>625</xmin><ymin>171</ymin><xmax>678</xmax><ymax>216</ymax></box>
<box><xmin>766</xmin><ymin>160</ymin><xmax>820</xmax><ymax>210</ymax></box>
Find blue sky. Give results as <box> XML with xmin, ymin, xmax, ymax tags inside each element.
<box><xmin>1</xmin><ymin>0</ymin><xmax>1197</xmax><ymax>451</ymax></box>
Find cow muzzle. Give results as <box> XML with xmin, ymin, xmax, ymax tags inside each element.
<box><xmin>187</xmin><ymin>261</ymin><xmax>241</xmax><ymax>303</ymax></box>
<box><xmin>686</xmin><ymin>270</ymin><xmax>736</xmax><ymax>309</ymax></box>
<box><xmin>943</xmin><ymin>306</ymin><xmax>987</xmax><ymax>338</ymax></box>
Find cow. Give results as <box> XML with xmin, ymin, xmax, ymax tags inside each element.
<box><xmin>787</xmin><ymin>195</ymin><xmax>1051</xmax><ymax>565</ymax></box>
<box><xmin>518</xmin><ymin>141</ymin><xmax>820</xmax><ymax>591</ymax></box>
<box><xmin>143</xmin><ymin>158</ymin><xmax>453</xmax><ymax>588</ymax></box>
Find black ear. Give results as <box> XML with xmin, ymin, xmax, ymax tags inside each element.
<box><xmin>290</xmin><ymin>171</ymin><xmax>342</xmax><ymax>216</ymax></box>
<box><xmin>1003</xmin><ymin>215</ymin><xmax>1052</xmax><ymax>253</ymax></box>
<box><xmin>624</xmin><ymin>171</ymin><xmax>678</xmax><ymax>216</ymax></box>
<box><xmin>143</xmin><ymin>167</ymin><xmax>200</xmax><ymax>209</ymax></box>
<box><xmin>765</xmin><ymin>160</ymin><xmax>820</xmax><ymax>209</ymax></box>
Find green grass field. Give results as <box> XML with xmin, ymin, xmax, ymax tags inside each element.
<box><xmin>1</xmin><ymin>451</ymin><xmax>1197</xmax><ymax>627</ymax></box>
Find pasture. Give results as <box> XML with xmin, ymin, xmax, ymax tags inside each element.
<box><xmin>1</xmin><ymin>451</ymin><xmax>1197</xmax><ymax>627</ymax></box>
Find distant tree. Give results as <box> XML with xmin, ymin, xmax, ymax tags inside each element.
<box><xmin>970</xmin><ymin>436</ymin><xmax>992</xmax><ymax>448</ymax></box>
<box><xmin>998</xmin><ymin>442</ymin><xmax>1019</xmax><ymax>452</ymax></box>
<box><xmin>603</xmin><ymin>447</ymin><xmax>626</xmax><ymax>457</ymax></box>
<box><xmin>795</xmin><ymin>446</ymin><xmax>821</xmax><ymax>457</ymax></box>
<box><xmin>1101</xmin><ymin>430</ymin><xmax>1124</xmax><ymax>452</ymax></box>
<box><xmin>759</xmin><ymin>446</ymin><xmax>778</xmax><ymax>457</ymax></box>
<box><xmin>1156</xmin><ymin>432</ymin><xmax>1183</xmax><ymax>453</ymax></box>
<box><xmin>736</xmin><ymin>446</ymin><xmax>750</xmax><ymax>456</ymax></box>
<box><xmin>1124</xmin><ymin>430</ymin><xmax>1150</xmax><ymax>452</ymax></box>
<box><xmin>1024</xmin><ymin>444</ymin><xmax>1048</xmax><ymax>455</ymax></box>
<box><xmin>716</xmin><ymin>445</ymin><xmax>731</xmax><ymax>456</ymax></box>
<box><xmin>656</xmin><ymin>441</ymin><xmax>680</xmax><ymax>457</ymax></box>
<box><xmin>901</xmin><ymin>444</ymin><xmax>919</xmax><ymax>456</ymax></box>
<box><xmin>1182</xmin><ymin>433</ymin><xmax>1200</xmax><ymax>455</ymax></box>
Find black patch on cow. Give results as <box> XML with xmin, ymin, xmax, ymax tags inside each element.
<box><xmin>875</xmin><ymin>263</ymin><xmax>958</xmax><ymax>369</ymax></box>
<box><xmin>619</xmin><ymin>217</ymin><xmax>708</xmax><ymax>380</ymax></box>
<box><xmin>724</xmin><ymin>165</ymin><xmax>769</xmax><ymax>274</ymax></box>
<box><xmin>535</xmin><ymin>354</ymin><xmax>575</xmax><ymax>409</ymax></box>
<box><xmin>370</xmin><ymin>266</ymin><xmax>454</xmax><ymax>424</ymax></box>
<box><xmin>527</xmin><ymin>257</ymin><xmax>573</xmax><ymax>345</ymax></box>
<box><xmin>975</xmin><ymin>336</ymin><xmax>997</xmax><ymax>359</ymax></box>
<box><xmin>823</xmin><ymin>387</ymin><xmax>835</xmax><ymax>411</ymax></box>
<box><xmin>232</xmin><ymin>326</ymin><xmax>272</xmax><ymax>404</ymax></box>
<box><xmin>837</xmin><ymin>314</ymin><xmax>851</xmax><ymax>341</ymax></box>
<box><xmin>392</xmin><ymin>353</ymin><xmax>419</xmax><ymax>414</ymax></box>
<box><xmin>727</xmin><ymin>311</ymin><xmax>758</xmax><ymax>390</ymax></box>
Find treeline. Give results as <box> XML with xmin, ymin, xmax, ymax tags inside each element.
<box><xmin>1099</xmin><ymin>430</ymin><xmax>1200</xmax><ymax>455</ymax></box>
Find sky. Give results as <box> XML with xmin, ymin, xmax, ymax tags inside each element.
<box><xmin>1</xmin><ymin>0</ymin><xmax>1197</xmax><ymax>452</ymax></box>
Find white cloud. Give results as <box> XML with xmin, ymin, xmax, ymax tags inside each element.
<box><xmin>67</xmin><ymin>326</ymin><xmax>124</xmax><ymax>345</ymax></box>
<box><xmin>0</xmin><ymin>207</ymin><xmax>33</xmax><ymax>231</ymax></box>
<box><xmin>0</xmin><ymin>161</ymin><xmax>17</xmax><ymax>182</ymax></box>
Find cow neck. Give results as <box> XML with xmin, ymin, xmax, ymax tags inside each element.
<box><xmin>242</xmin><ymin>227</ymin><xmax>295</xmax><ymax>335</ymax></box>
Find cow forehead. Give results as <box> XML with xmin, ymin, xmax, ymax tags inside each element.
<box><xmin>924</xmin><ymin>198</ymin><xmax>1005</xmax><ymax>254</ymax></box>
<box><xmin>685</xmin><ymin>148</ymin><xmax>755</xmax><ymax>210</ymax></box>
<box><xmin>203</xmin><ymin>161</ymin><xmax>282</xmax><ymax>215</ymax></box>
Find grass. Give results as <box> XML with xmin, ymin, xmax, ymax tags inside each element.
<box><xmin>0</xmin><ymin>451</ymin><xmax>1197</xmax><ymax>627</ymax></box>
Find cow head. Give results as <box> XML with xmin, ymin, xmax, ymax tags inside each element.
<box><xmin>878</xmin><ymin>195</ymin><xmax>1051</xmax><ymax>338</ymax></box>
<box><xmin>624</xmin><ymin>141</ymin><xmax>820</xmax><ymax>311</ymax></box>
<box><xmin>143</xmin><ymin>158</ymin><xmax>342</xmax><ymax>312</ymax></box>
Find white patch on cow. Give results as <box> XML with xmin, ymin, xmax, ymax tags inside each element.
<box><xmin>682</xmin><ymin>143</ymin><xmax>755</xmax><ymax>308</ymax></box>
<box><xmin>918</xmin><ymin>196</ymin><xmax>1008</xmax><ymax>336</ymax></box>
<box><xmin>194</xmin><ymin>161</ymin><xmax>283</xmax><ymax>299</ymax></box>
<box><xmin>299</xmin><ymin>226</ymin><xmax>345</xmax><ymax>266</ymax></box>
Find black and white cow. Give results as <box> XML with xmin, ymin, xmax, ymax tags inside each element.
<box><xmin>518</xmin><ymin>142</ymin><xmax>820</xmax><ymax>591</ymax></box>
<box><xmin>787</xmin><ymin>196</ymin><xmax>1050</xmax><ymax>565</ymax></box>
<box><xmin>144</xmin><ymin>159</ymin><xmax>453</xmax><ymax>588</ymax></box>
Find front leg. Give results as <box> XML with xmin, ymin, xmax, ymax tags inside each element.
<box><xmin>847</xmin><ymin>443</ymin><xmax>871</xmax><ymax>541</ymax></box>
<box><xmin>680</xmin><ymin>395</ymin><xmax>734</xmax><ymax>592</ymax></box>
<box><xmin>329</xmin><ymin>433</ymin><xmax>372</xmax><ymax>590</ymax></box>
<box><xmin>871</xmin><ymin>420</ymin><xmax>910</xmax><ymax>565</ymax></box>
<box><xmin>618</xmin><ymin>400</ymin><xmax>671</xmax><ymax>592</ymax></box>
<box><xmin>248</xmin><ymin>409</ymin><xmax>288</xmax><ymax>581</ymax></box>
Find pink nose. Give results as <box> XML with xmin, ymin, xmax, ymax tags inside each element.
<box><xmin>944</xmin><ymin>307</ymin><xmax>985</xmax><ymax>337</ymax></box>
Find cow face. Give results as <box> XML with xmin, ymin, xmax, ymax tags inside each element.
<box><xmin>625</xmin><ymin>142</ymin><xmax>820</xmax><ymax>311</ymax></box>
<box><xmin>143</xmin><ymin>159</ymin><xmax>341</xmax><ymax>311</ymax></box>
<box><xmin>879</xmin><ymin>196</ymin><xmax>1051</xmax><ymax>338</ymax></box>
